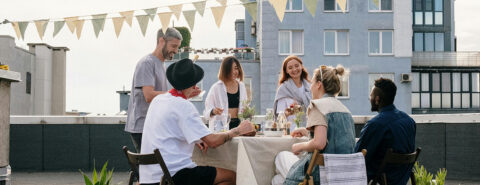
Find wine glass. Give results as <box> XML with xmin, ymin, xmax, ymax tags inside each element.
<box><xmin>223</xmin><ymin>113</ymin><xmax>231</xmax><ymax>132</ymax></box>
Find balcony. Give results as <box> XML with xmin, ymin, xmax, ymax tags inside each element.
<box><xmin>412</xmin><ymin>51</ymin><xmax>480</xmax><ymax>67</ymax></box>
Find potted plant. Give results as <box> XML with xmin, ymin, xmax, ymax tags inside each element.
<box><xmin>173</xmin><ymin>27</ymin><xmax>191</xmax><ymax>59</ymax></box>
<box><xmin>413</xmin><ymin>162</ymin><xmax>447</xmax><ymax>185</ymax></box>
<box><xmin>79</xmin><ymin>161</ymin><xmax>114</xmax><ymax>185</ymax></box>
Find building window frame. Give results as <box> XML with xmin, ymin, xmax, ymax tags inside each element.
<box><xmin>323</xmin><ymin>30</ymin><xmax>350</xmax><ymax>56</ymax></box>
<box><xmin>324</xmin><ymin>0</ymin><xmax>349</xmax><ymax>12</ymax></box>
<box><xmin>368</xmin><ymin>30</ymin><xmax>394</xmax><ymax>56</ymax></box>
<box><xmin>337</xmin><ymin>74</ymin><xmax>350</xmax><ymax>99</ymax></box>
<box><xmin>285</xmin><ymin>0</ymin><xmax>304</xmax><ymax>12</ymax></box>
<box><xmin>413</xmin><ymin>32</ymin><xmax>444</xmax><ymax>52</ymax></box>
<box><xmin>278</xmin><ymin>30</ymin><xmax>304</xmax><ymax>55</ymax></box>
<box><xmin>413</xmin><ymin>0</ymin><xmax>443</xmax><ymax>26</ymax></box>
<box><xmin>26</xmin><ymin>72</ymin><xmax>31</xmax><ymax>94</ymax></box>
<box><xmin>368</xmin><ymin>0</ymin><xmax>394</xmax><ymax>12</ymax></box>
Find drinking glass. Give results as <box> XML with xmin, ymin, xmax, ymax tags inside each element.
<box><xmin>223</xmin><ymin>114</ymin><xmax>231</xmax><ymax>132</ymax></box>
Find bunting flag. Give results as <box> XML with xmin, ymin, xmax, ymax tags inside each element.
<box><xmin>268</xmin><ymin>0</ymin><xmax>288</xmax><ymax>22</ymax></box>
<box><xmin>92</xmin><ymin>14</ymin><xmax>107</xmax><ymax>38</ymax></box>
<box><xmin>136</xmin><ymin>15</ymin><xmax>150</xmax><ymax>36</ymax></box>
<box><xmin>243</xmin><ymin>2</ymin><xmax>257</xmax><ymax>22</ymax></box>
<box><xmin>112</xmin><ymin>17</ymin><xmax>125</xmax><ymax>38</ymax></box>
<box><xmin>336</xmin><ymin>0</ymin><xmax>347</xmax><ymax>12</ymax></box>
<box><xmin>120</xmin><ymin>11</ymin><xmax>134</xmax><ymax>27</ymax></box>
<box><xmin>182</xmin><ymin>10</ymin><xmax>196</xmax><ymax>31</ymax></box>
<box><xmin>211</xmin><ymin>6</ymin><xmax>226</xmax><ymax>28</ymax></box>
<box><xmin>144</xmin><ymin>8</ymin><xmax>157</xmax><ymax>21</ymax></box>
<box><xmin>11</xmin><ymin>22</ymin><xmax>21</xmax><ymax>40</ymax></box>
<box><xmin>34</xmin><ymin>20</ymin><xmax>49</xmax><ymax>40</ymax></box>
<box><xmin>65</xmin><ymin>17</ymin><xmax>78</xmax><ymax>33</ymax></box>
<box><xmin>169</xmin><ymin>5</ymin><xmax>183</xmax><ymax>20</ymax></box>
<box><xmin>305</xmin><ymin>0</ymin><xmax>318</xmax><ymax>17</ymax></box>
<box><xmin>217</xmin><ymin>0</ymin><xmax>227</xmax><ymax>6</ymax></box>
<box><xmin>74</xmin><ymin>19</ymin><xmax>85</xmax><ymax>39</ymax></box>
<box><xmin>17</xmin><ymin>22</ymin><xmax>29</xmax><ymax>40</ymax></box>
<box><xmin>157</xmin><ymin>12</ymin><xmax>173</xmax><ymax>34</ymax></box>
<box><xmin>193</xmin><ymin>1</ymin><xmax>206</xmax><ymax>17</ymax></box>
<box><xmin>53</xmin><ymin>21</ymin><xmax>65</xmax><ymax>37</ymax></box>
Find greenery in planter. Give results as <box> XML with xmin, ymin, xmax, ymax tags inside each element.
<box><xmin>413</xmin><ymin>162</ymin><xmax>447</xmax><ymax>185</ymax></box>
<box><xmin>174</xmin><ymin>27</ymin><xmax>191</xmax><ymax>48</ymax></box>
<box><xmin>79</xmin><ymin>161</ymin><xmax>114</xmax><ymax>185</ymax></box>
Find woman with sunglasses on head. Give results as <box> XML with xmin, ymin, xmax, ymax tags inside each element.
<box><xmin>273</xmin><ymin>55</ymin><xmax>311</xmax><ymax>131</ymax></box>
<box><xmin>204</xmin><ymin>56</ymin><xmax>248</xmax><ymax>131</ymax></box>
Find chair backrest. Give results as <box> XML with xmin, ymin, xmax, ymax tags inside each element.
<box><xmin>373</xmin><ymin>147</ymin><xmax>422</xmax><ymax>185</ymax></box>
<box><xmin>122</xmin><ymin>146</ymin><xmax>175</xmax><ymax>185</ymax></box>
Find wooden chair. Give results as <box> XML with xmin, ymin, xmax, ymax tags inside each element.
<box><xmin>300</xmin><ymin>149</ymin><xmax>367</xmax><ymax>185</ymax></box>
<box><xmin>122</xmin><ymin>146</ymin><xmax>175</xmax><ymax>185</ymax></box>
<box><xmin>370</xmin><ymin>147</ymin><xmax>422</xmax><ymax>185</ymax></box>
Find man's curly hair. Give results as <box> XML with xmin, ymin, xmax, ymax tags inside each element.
<box><xmin>374</xmin><ymin>78</ymin><xmax>397</xmax><ymax>106</ymax></box>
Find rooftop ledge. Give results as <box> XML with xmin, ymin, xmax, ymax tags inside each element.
<box><xmin>10</xmin><ymin>113</ymin><xmax>480</xmax><ymax>124</ymax></box>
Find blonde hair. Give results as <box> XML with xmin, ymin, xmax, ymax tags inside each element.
<box><xmin>312</xmin><ymin>65</ymin><xmax>348</xmax><ymax>95</ymax></box>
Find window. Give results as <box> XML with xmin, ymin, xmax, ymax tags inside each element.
<box><xmin>368</xmin><ymin>73</ymin><xmax>394</xmax><ymax>95</ymax></box>
<box><xmin>338</xmin><ymin>74</ymin><xmax>349</xmax><ymax>98</ymax></box>
<box><xmin>324</xmin><ymin>0</ymin><xmax>348</xmax><ymax>12</ymax></box>
<box><xmin>369</xmin><ymin>0</ymin><xmax>392</xmax><ymax>12</ymax></box>
<box><xmin>190</xmin><ymin>81</ymin><xmax>203</xmax><ymax>101</ymax></box>
<box><xmin>414</xmin><ymin>0</ymin><xmax>443</xmax><ymax>25</ymax></box>
<box><xmin>369</xmin><ymin>30</ymin><xmax>393</xmax><ymax>55</ymax></box>
<box><xmin>413</xmin><ymin>32</ymin><xmax>444</xmax><ymax>52</ymax></box>
<box><xmin>279</xmin><ymin>30</ymin><xmax>304</xmax><ymax>55</ymax></box>
<box><xmin>324</xmin><ymin>30</ymin><xmax>349</xmax><ymax>55</ymax></box>
<box><xmin>244</xmin><ymin>77</ymin><xmax>253</xmax><ymax>101</ymax></box>
<box><xmin>26</xmin><ymin>72</ymin><xmax>31</xmax><ymax>94</ymax></box>
<box><xmin>286</xmin><ymin>0</ymin><xmax>303</xmax><ymax>12</ymax></box>
<box><xmin>434</xmin><ymin>0</ymin><xmax>443</xmax><ymax>25</ymax></box>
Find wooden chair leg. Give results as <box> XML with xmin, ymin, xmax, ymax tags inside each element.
<box><xmin>128</xmin><ymin>171</ymin><xmax>135</xmax><ymax>185</ymax></box>
<box><xmin>410</xmin><ymin>171</ymin><xmax>416</xmax><ymax>185</ymax></box>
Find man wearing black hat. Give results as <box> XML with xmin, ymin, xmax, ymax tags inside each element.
<box><xmin>139</xmin><ymin>58</ymin><xmax>254</xmax><ymax>185</ymax></box>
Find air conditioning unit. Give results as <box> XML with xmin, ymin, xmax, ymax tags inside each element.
<box><xmin>401</xmin><ymin>73</ymin><xmax>412</xmax><ymax>83</ymax></box>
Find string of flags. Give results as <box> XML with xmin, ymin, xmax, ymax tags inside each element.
<box><xmin>1</xmin><ymin>0</ymin><xmax>347</xmax><ymax>41</ymax></box>
<box><xmin>180</xmin><ymin>47</ymin><xmax>255</xmax><ymax>54</ymax></box>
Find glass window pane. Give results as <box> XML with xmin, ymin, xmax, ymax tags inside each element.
<box><xmin>462</xmin><ymin>93</ymin><xmax>470</xmax><ymax>108</ymax></box>
<box><xmin>432</xmin><ymin>73</ymin><xmax>440</xmax><ymax>91</ymax></box>
<box><xmin>279</xmin><ymin>31</ymin><xmax>290</xmax><ymax>53</ymax></box>
<box><xmin>453</xmin><ymin>93</ymin><xmax>461</xmax><ymax>108</ymax></box>
<box><xmin>244</xmin><ymin>77</ymin><xmax>252</xmax><ymax>100</ymax></box>
<box><xmin>382</xmin><ymin>31</ymin><xmax>393</xmax><ymax>54</ymax></box>
<box><xmin>339</xmin><ymin>75</ymin><xmax>349</xmax><ymax>97</ymax></box>
<box><xmin>381</xmin><ymin>0</ymin><xmax>392</xmax><ymax>10</ymax></box>
<box><xmin>435</xmin><ymin>0</ymin><xmax>443</xmax><ymax>11</ymax></box>
<box><xmin>414</xmin><ymin>33</ymin><xmax>424</xmax><ymax>51</ymax></box>
<box><xmin>425</xmin><ymin>33</ymin><xmax>434</xmax><ymax>51</ymax></box>
<box><xmin>325</xmin><ymin>32</ymin><xmax>335</xmax><ymax>54</ymax></box>
<box><xmin>415</xmin><ymin>12</ymin><xmax>424</xmax><ymax>25</ymax></box>
<box><xmin>412</xmin><ymin>93</ymin><xmax>420</xmax><ymax>108</ymax></box>
<box><xmin>369</xmin><ymin>0</ymin><xmax>379</xmax><ymax>10</ymax></box>
<box><xmin>473</xmin><ymin>93</ymin><xmax>480</xmax><ymax>108</ymax></box>
<box><xmin>442</xmin><ymin>72</ymin><xmax>451</xmax><ymax>92</ymax></box>
<box><xmin>435</xmin><ymin>12</ymin><xmax>443</xmax><ymax>25</ymax></box>
<box><xmin>292</xmin><ymin>31</ymin><xmax>303</xmax><ymax>53</ymax></box>
<box><xmin>286</xmin><ymin>0</ymin><xmax>290</xmax><ymax>10</ymax></box>
<box><xmin>452</xmin><ymin>73</ymin><xmax>461</xmax><ymax>92</ymax></box>
<box><xmin>462</xmin><ymin>73</ymin><xmax>470</xmax><ymax>91</ymax></box>
<box><xmin>426</xmin><ymin>0</ymin><xmax>433</xmax><ymax>11</ymax></box>
<box><xmin>369</xmin><ymin>31</ymin><xmax>380</xmax><ymax>54</ymax></box>
<box><xmin>425</xmin><ymin>12</ymin><xmax>433</xmax><ymax>25</ymax></box>
<box><xmin>324</xmin><ymin>0</ymin><xmax>335</xmax><ymax>10</ymax></box>
<box><xmin>292</xmin><ymin>0</ymin><xmax>302</xmax><ymax>10</ymax></box>
<box><xmin>415</xmin><ymin>0</ymin><xmax>422</xmax><ymax>11</ymax></box>
<box><xmin>421</xmin><ymin>93</ymin><xmax>430</xmax><ymax>108</ymax></box>
<box><xmin>432</xmin><ymin>93</ymin><xmax>441</xmax><ymax>108</ymax></box>
<box><xmin>435</xmin><ymin>33</ymin><xmax>444</xmax><ymax>51</ymax></box>
<box><xmin>472</xmin><ymin>73</ymin><xmax>479</xmax><ymax>92</ymax></box>
<box><xmin>412</xmin><ymin>72</ymin><xmax>420</xmax><ymax>92</ymax></box>
<box><xmin>421</xmin><ymin>73</ymin><xmax>429</xmax><ymax>91</ymax></box>
<box><xmin>442</xmin><ymin>93</ymin><xmax>451</xmax><ymax>108</ymax></box>
<box><xmin>337</xmin><ymin>31</ymin><xmax>349</xmax><ymax>54</ymax></box>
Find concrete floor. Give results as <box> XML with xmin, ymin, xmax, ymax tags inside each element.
<box><xmin>7</xmin><ymin>172</ymin><xmax>480</xmax><ymax>185</ymax></box>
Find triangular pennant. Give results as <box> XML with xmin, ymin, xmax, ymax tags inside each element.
<box><xmin>17</xmin><ymin>22</ymin><xmax>29</xmax><ymax>40</ymax></box>
<box><xmin>217</xmin><ymin>0</ymin><xmax>227</xmax><ymax>6</ymax></box>
<box><xmin>157</xmin><ymin>12</ymin><xmax>173</xmax><ymax>34</ymax></box>
<box><xmin>169</xmin><ymin>5</ymin><xmax>183</xmax><ymax>20</ymax></box>
<box><xmin>112</xmin><ymin>17</ymin><xmax>125</xmax><ymax>38</ymax></box>
<box><xmin>211</xmin><ymin>6</ymin><xmax>226</xmax><ymax>28</ymax></box>
<box><xmin>92</xmin><ymin>14</ymin><xmax>107</xmax><ymax>38</ymax></box>
<box><xmin>268</xmin><ymin>0</ymin><xmax>288</xmax><ymax>22</ymax></box>
<box><xmin>34</xmin><ymin>19</ymin><xmax>49</xmax><ymax>40</ymax></box>
<box><xmin>136</xmin><ymin>15</ymin><xmax>150</xmax><ymax>36</ymax></box>
<box><xmin>65</xmin><ymin>17</ymin><xmax>78</xmax><ymax>33</ymax></box>
<box><xmin>144</xmin><ymin>8</ymin><xmax>157</xmax><ymax>21</ymax></box>
<box><xmin>11</xmin><ymin>22</ymin><xmax>21</xmax><ymax>39</ymax></box>
<box><xmin>183</xmin><ymin>10</ymin><xmax>196</xmax><ymax>31</ymax></box>
<box><xmin>305</xmin><ymin>0</ymin><xmax>318</xmax><ymax>17</ymax></box>
<box><xmin>120</xmin><ymin>11</ymin><xmax>134</xmax><ymax>27</ymax></box>
<box><xmin>193</xmin><ymin>1</ymin><xmax>207</xmax><ymax>17</ymax></box>
<box><xmin>53</xmin><ymin>21</ymin><xmax>65</xmax><ymax>37</ymax></box>
<box><xmin>74</xmin><ymin>19</ymin><xmax>85</xmax><ymax>39</ymax></box>
<box><xmin>243</xmin><ymin>2</ymin><xmax>257</xmax><ymax>22</ymax></box>
<box><xmin>336</xmin><ymin>0</ymin><xmax>347</xmax><ymax>12</ymax></box>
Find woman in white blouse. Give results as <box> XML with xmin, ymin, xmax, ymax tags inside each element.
<box><xmin>204</xmin><ymin>56</ymin><xmax>248</xmax><ymax>131</ymax></box>
<box><xmin>273</xmin><ymin>55</ymin><xmax>311</xmax><ymax>130</ymax></box>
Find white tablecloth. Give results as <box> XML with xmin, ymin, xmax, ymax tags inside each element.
<box><xmin>192</xmin><ymin>136</ymin><xmax>308</xmax><ymax>185</ymax></box>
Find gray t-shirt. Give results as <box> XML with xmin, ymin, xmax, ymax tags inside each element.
<box><xmin>125</xmin><ymin>54</ymin><xmax>169</xmax><ymax>133</ymax></box>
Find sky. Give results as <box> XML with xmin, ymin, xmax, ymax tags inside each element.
<box><xmin>0</xmin><ymin>0</ymin><xmax>479</xmax><ymax>115</ymax></box>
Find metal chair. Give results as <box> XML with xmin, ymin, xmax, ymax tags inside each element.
<box><xmin>370</xmin><ymin>147</ymin><xmax>422</xmax><ymax>185</ymax></box>
<box><xmin>122</xmin><ymin>146</ymin><xmax>174</xmax><ymax>185</ymax></box>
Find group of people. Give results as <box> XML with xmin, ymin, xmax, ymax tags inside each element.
<box><xmin>124</xmin><ymin>27</ymin><xmax>417</xmax><ymax>185</ymax></box>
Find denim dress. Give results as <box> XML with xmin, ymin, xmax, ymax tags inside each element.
<box><xmin>284</xmin><ymin>95</ymin><xmax>356</xmax><ymax>185</ymax></box>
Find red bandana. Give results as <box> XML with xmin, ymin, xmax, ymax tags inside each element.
<box><xmin>169</xmin><ymin>88</ymin><xmax>187</xmax><ymax>99</ymax></box>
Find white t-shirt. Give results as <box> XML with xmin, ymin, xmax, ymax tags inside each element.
<box><xmin>139</xmin><ymin>93</ymin><xmax>212</xmax><ymax>184</ymax></box>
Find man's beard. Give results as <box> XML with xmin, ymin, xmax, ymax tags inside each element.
<box><xmin>162</xmin><ymin>43</ymin><xmax>173</xmax><ymax>60</ymax></box>
<box><xmin>371</xmin><ymin>98</ymin><xmax>379</xmax><ymax>112</ymax></box>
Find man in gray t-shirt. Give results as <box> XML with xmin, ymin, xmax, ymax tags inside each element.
<box><xmin>125</xmin><ymin>27</ymin><xmax>189</xmax><ymax>153</ymax></box>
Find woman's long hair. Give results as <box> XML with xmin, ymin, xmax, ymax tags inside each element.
<box><xmin>218</xmin><ymin>56</ymin><xmax>244</xmax><ymax>82</ymax></box>
<box><xmin>278</xmin><ymin>55</ymin><xmax>310</xmax><ymax>86</ymax></box>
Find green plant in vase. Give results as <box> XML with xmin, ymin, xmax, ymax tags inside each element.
<box><xmin>293</xmin><ymin>111</ymin><xmax>305</xmax><ymax>128</ymax></box>
<box><xmin>413</xmin><ymin>162</ymin><xmax>447</xmax><ymax>185</ymax></box>
<box><xmin>79</xmin><ymin>161</ymin><xmax>114</xmax><ymax>185</ymax></box>
<box><xmin>238</xmin><ymin>99</ymin><xmax>255</xmax><ymax>122</ymax></box>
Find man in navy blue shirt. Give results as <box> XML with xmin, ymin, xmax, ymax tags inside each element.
<box><xmin>355</xmin><ymin>78</ymin><xmax>416</xmax><ymax>185</ymax></box>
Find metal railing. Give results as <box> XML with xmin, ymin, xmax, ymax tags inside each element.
<box><xmin>412</xmin><ymin>51</ymin><xmax>480</xmax><ymax>67</ymax></box>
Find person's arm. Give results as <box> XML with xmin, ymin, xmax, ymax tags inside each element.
<box><xmin>201</xmin><ymin>120</ymin><xmax>253</xmax><ymax>148</ymax></box>
<box><xmin>203</xmin><ymin>83</ymin><xmax>220</xmax><ymax>119</ymax></box>
<box><xmin>355</xmin><ymin>120</ymin><xmax>384</xmax><ymax>164</ymax></box>
<box><xmin>142</xmin><ymin>86</ymin><xmax>167</xmax><ymax>103</ymax></box>
<box><xmin>291</xmin><ymin>125</ymin><xmax>327</xmax><ymax>154</ymax></box>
